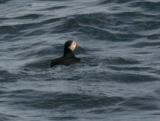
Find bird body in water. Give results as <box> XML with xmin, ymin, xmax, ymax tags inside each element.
<box><xmin>50</xmin><ymin>40</ymin><xmax>80</xmax><ymax>67</ymax></box>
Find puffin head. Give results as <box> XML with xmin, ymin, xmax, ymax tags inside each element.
<box><xmin>63</xmin><ymin>40</ymin><xmax>80</xmax><ymax>56</ymax></box>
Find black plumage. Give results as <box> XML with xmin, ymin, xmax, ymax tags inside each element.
<box><xmin>50</xmin><ymin>40</ymin><xmax>80</xmax><ymax>67</ymax></box>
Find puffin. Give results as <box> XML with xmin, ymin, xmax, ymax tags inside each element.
<box><xmin>50</xmin><ymin>40</ymin><xmax>80</xmax><ymax>67</ymax></box>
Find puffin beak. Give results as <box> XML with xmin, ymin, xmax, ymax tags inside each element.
<box><xmin>76</xmin><ymin>43</ymin><xmax>80</xmax><ymax>49</ymax></box>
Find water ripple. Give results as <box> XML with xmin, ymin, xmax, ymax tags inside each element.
<box><xmin>0</xmin><ymin>0</ymin><xmax>160</xmax><ymax>120</ymax></box>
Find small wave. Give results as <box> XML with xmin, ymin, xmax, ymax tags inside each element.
<box><xmin>0</xmin><ymin>113</ymin><xmax>18</xmax><ymax>121</ymax></box>
<box><xmin>98</xmin><ymin>0</ymin><xmax>131</xmax><ymax>5</ymax></box>
<box><xmin>130</xmin><ymin>1</ymin><xmax>160</xmax><ymax>11</ymax></box>
<box><xmin>50</xmin><ymin>116</ymin><xmax>77</xmax><ymax>120</ymax></box>
<box><xmin>7</xmin><ymin>91</ymin><xmax>124</xmax><ymax>110</ymax></box>
<box><xmin>50</xmin><ymin>13</ymin><xmax>108</xmax><ymax>33</ymax></box>
<box><xmin>133</xmin><ymin>21</ymin><xmax>160</xmax><ymax>31</ymax></box>
<box><xmin>41</xmin><ymin>6</ymin><xmax>67</xmax><ymax>11</ymax></box>
<box><xmin>0</xmin><ymin>0</ymin><xmax>11</xmax><ymax>4</ymax></box>
<box><xmin>14</xmin><ymin>14</ymin><xmax>42</xmax><ymax>20</ymax></box>
<box><xmin>106</xmin><ymin>72</ymin><xmax>159</xmax><ymax>83</ymax></box>
<box><xmin>0</xmin><ymin>23</ymin><xmax>40</xmax><ymax>35</ymax></box>
<box><xmin>24</xmin><ymin>58</ymin><xmax>51</xmax><ymax>69</ymax></box>
<box><xmin>108</xmin><ymin>65</ymin><xmax>152</xmax><ymax>72</ymax></box>
<box><xmin>104</xmin><ymin>57</ymin><xmax>140</xmax><ymax>65</ymax></box>
<box><xmin>47</xmin><ymin>12</ymin><xmax>146</xmax><ymax>41</ymax></box>
<box><xmin>0</xmin><ymin>70</ymin><xmax>19</xmax><ymax>82</ymax></box>
<box><xmin>121</xmin><ymin>95</ymin><xmax>159</xmax><ymax>111</ymax></box>
<box><xmin>131</xmin><ymin>41</ymin><xmax>160</xmax><ymax>48</ymax></box>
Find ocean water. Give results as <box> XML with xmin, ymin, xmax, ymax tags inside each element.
<box><xmin>0</xmin><ymin>0</ymin><xmax>160</xmax><ymax>121</ymax></box>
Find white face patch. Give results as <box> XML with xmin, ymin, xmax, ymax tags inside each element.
<box><xmin>69</xmin><ymin>41</ymin><xmax>77</xmax><ymax>51</ymax></box>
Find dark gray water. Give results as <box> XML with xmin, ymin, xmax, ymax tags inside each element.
<box><xmin>0</xmin><ymin>0</ymin><xmax>160</xmax><ymax>121</ymax></box>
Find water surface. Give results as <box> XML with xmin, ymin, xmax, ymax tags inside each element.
<box><xmin>0</xmin><ymin>0</ymin><xmax>160</xmax><ymax>121</ymax></box>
